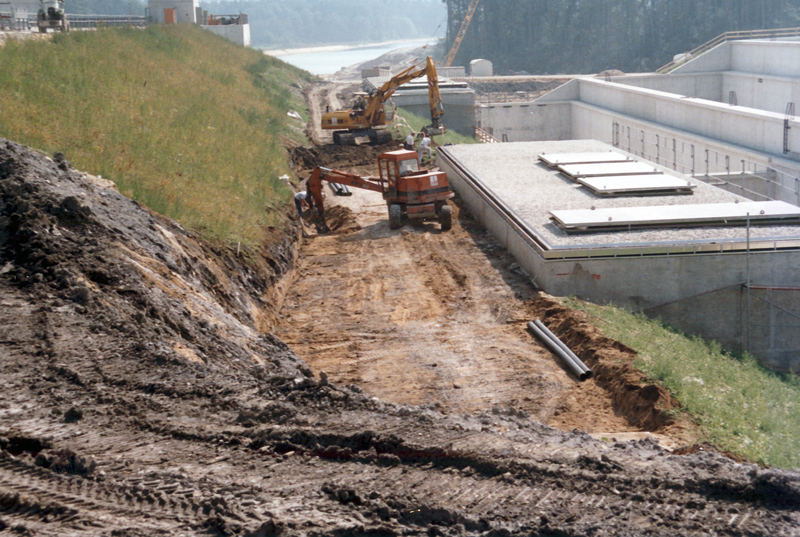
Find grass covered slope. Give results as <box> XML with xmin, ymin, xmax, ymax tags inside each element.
<box><xmin>564</xmin><ymin>298</ymin><xmax>800</xmax><ymax>469</ymax></box>
<box><xmin>0</xmin><ymin>26</ymin><xmax>314</xmax><ymax>245</ymax></box>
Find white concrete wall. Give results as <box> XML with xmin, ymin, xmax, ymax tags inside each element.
<box><xmin>672</xmin><ymin>42</ymin><xmax>732</xmax><ymax>74</ymax></box>
<box><xmin>730</xmin><ymin>40</ymin><xmax>800</xmax><ymax>78</ymax></box>
<box><xmin>613</xmin><ymin>73</ymin><xmax>723</xmax><ymax>101</ymax></box>
<box><xmin>574</xmin><ymin>79</ymin><xmax>799</xmax><ymax>159</ymax></box>
<box><xmin>476</xmin><ymin>102</ymin><xmax>572</xmax><ymax>142</ymax></box>
<box><xmin>722</xmin><ymin>72</ymin><xmax>800</xmax><ymax>115</ymax></box>
<box><xmin>202</xmin><ymin>23</ymin><xmax>250</xmax><ymax>47</ymax></box>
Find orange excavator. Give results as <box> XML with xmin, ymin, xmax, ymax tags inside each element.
<box><xmin>320</xmin><ymin>56</ymin><xmax>445</xmax><ymax>146</ymax></box>
<box><xmin>306</xmin><ymin>149</ymin><xmax>453</xmax><ymax>231</ymax></box>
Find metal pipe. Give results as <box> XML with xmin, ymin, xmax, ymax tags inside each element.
<box><xmin>527</xmin><ymin>321</ymin><xmax>588</xmax><ymax>381</ymax></box>
<box><xmin>533</xmin><ymin>320</ymin><xmax>592</xmax><ymax>378</ymax></box>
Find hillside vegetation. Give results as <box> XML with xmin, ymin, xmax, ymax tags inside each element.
<box><xmin>0</xmin><ymin>25</ymin><xmax>314</xmax><ymax>246</ymax></box>
<box><xmin>564</xmin><ymin>298</ymin><xmax>800</xmax><ymax>469</ymax></box>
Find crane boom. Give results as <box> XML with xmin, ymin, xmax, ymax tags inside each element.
<box><xmin>443</xmin><ymin>0</ymin><xmax>480</xmax><ymax>68</ymax></box>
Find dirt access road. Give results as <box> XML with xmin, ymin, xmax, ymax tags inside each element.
<box><xmin>284</xmin><ymin>83</ymin><xmax>687</xmax><ymax>445</ymax></box>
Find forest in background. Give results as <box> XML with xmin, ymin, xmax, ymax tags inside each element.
<box><xmin>443</xmin><ymin>0</ymin><xmax>800</xmax><ymax>74</ymax></box>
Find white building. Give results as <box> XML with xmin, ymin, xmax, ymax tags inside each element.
<box><xmin>147</xmin><ymin>0</ymin><xmax>200</xmax><ymax>24</ymax></box>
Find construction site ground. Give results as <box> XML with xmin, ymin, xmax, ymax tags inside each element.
<box><xmin>0</xmin><ymin>80</ymin><xmax>799</xmax><ymax>536</ymax></box>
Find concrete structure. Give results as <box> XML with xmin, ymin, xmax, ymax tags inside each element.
<box><xmin>438</xmin><ymin>66</ymin><xmax>467</xmax><ymax>79</ymax></box>
<box><xmin>439</xmin><ymin>140</ymin><xmax>800</xmax><ymax>372</ymax></box>
<box><xmin>200</xmin><ymin>14</ymin><xmax>250</xmax><ymax>47</ymax></box>
<box><xmin>478</xmin><ymin>37</ymin><xmax>800</xmax><ymax>209</ymax></box>
<box><xmin>470</xmin><ymin>58</ymin><xmax>493</xmax><ymax>77</ymax></box>
<box><xmin>148</xmin><ymin>0</ymin><xmax>199</xmax><ymax>24</ymax></box>
<box><xmin>362</xmin><ymin>66</ymin><xmax>391</xmax><ymax>78</ymax></box>
<box><xmin>364</xmin><ymin>75</ymin><xmax>476</xmax><ymax>136</ymax></box>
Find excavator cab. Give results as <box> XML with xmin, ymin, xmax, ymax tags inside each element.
<box><xmin>377</xmin><ymin>150</ymin><xmax>453</xmax><ymax>230</ymax></box>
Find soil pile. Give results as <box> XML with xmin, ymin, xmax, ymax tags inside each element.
<box><xmin>2</xmin><ymin>137</ymin><xmax>800</xmax><ymax>536</ymax></box>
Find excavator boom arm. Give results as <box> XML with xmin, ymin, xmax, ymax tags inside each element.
<box><xmin>363</xmin><ymin>57</ymin><xmax>444</xmax><ymax>127</ymax></box>
<box><xmin>306</xmin><ymin>167</ymin><xmax>384</xmax><ymax>214</ymax></box>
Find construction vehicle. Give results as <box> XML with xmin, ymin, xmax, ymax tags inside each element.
<box><xmin>306</xmin><ymin>149</ymin><xmax>453</xmax><ymax>231</ymax></box>
<box><xmin>443</xmin><ymin>0</ymin><xmax>480</xmax><ymax>67</ymax></box>
<box><xmin>37</xmin><ymin>0</ymin><xmax>69</xmax><ymax>33</ymax></box>
<box><xmin>321</xmin><ymin>56</ymin><xmax>445</xmax><ymax>146</ymax></box>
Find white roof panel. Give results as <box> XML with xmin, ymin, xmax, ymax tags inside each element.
<box><xmin>578</xmin><ymin>175</ymin><xmax>696</xmax><ymax>196</ymax></box>
<box><xmin>551</xmin><ymin>201</ymin><xmax>800</xmax><ymax>232</ymax></box>
<box><xmin>538</xmin><ymin>151</ymin><xmax>632</xmax><ymax>168</ymax></box>
<box><xmin>558</xmin><ymin>161</ymin><xmax>662</xmax><ymax>179</ymax></box>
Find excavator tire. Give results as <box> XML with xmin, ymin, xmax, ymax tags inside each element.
<box><xmin>388</xmin><ymin>204</ymin><xmax>403</xmax><ymax>230</ymax></box>
<box><xmin>439</xmin><ymin>205</ymin><xmax>452</xmax><ymax>231</ymax></box>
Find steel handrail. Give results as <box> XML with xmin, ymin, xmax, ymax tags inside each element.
<box><xmin>656</xmin><ymin>27</ymin><xmax>800</xmax><ymax>74</ymax></box>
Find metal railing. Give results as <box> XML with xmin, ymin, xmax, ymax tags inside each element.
<box><xmin>475</xmin><ymin>126</ymin><xmax>500</xmax><ymax>143</ymax></box>
<box><xmin>656</xmin><ymin>27</ymin><xmax>800</xmax><ymax>74</ymax></box>
<box><xmin>612</xmin><ymin>121</ymin><xmax>800</xmax><ymax>205</ymax></box>
<box><xmin>66</xmin><ymin>14</ymin><xmax>149</xmax><ymax>28</ymax></box>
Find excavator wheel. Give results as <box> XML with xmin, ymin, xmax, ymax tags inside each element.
<box><xmin>388</xmin><ymin>204</ymin><xmax>403</xmax><ymax>230</ymax></box>
<box><xmin>439</xmin><ymin>205</ymin><xmax>452</xmax><ymax>231</ymax></box>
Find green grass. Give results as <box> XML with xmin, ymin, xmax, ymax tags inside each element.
<box><xmin>563</xmin><ymin>297</ymin><xmax>800</xmax><ymax>469</ymax></box>
<box><xmin>392</xmin><ymin>107</ymin><xmax>477</xmax><ymax>147</ymax></box>
<box><xmin>0</xmin><ymin>26</ymin><xmax>315</xmax><ymax>246</ymax></box>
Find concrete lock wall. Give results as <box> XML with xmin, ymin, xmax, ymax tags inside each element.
<box><xmin>202</xmin><ymin>23</ymin><xmax>250</xmax><ymax>47</ymax></box>
<box><xmin>721</xmin><ymin>72</ymin><xmax>800</xmax><ymax>115</ymax></box>
<box><xmin>730</xmin><ymin>40</ymin><xmax>800</xmax><ymax>78</ymax></box>
<box><xmin>568</xmin><ymin>102</ymin><xmax>800</xmax><ymax>205</ymax></box>
<box><xmin>392</xmin><ymin>89</ymin><xmax>477</xmax><ymax>136</ymax></box>
<box><xmin>437</xmin><ymin>148</ymin><xmax>800</xmax><ymax>372</ymax></box>
<box><xmin>477</xmin><ymin>102</ymin><xmax>572</xmax><ymax>142</ymax></box>
<box><xmin>613</xmin><ymin>73</ymin><xmax>723</xmax><ymax>101</ymax></box>
<box><xmin>574</xmin><ymin>79</ymin><xmax>799</xmax><ymax>159</ymax></box>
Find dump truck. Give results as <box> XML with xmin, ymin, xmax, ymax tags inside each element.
<box><xmin>306</xmin><ymin>149</ymin><xmax>453</xmax><ymax>231</ymax></box>
<box><xmin>38</xmin><ymin>0</ymin><xmax>69</xmax><ymax>32</ymax></box>
<box><xmin>321</xmin><ymin>56</ymin><xmax>444</xmax><ymax>146</ymax></box>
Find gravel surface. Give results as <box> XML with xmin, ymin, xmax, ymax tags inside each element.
<box><xmin>444</xmin><ymin>140</ymin><xmax>800</xmax><ymax>248</ymax></box>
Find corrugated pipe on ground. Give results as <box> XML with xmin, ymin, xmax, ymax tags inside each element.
<box><xmin>527</xmin><ymin>320</ymin><xmax>592</xmax><ymax>381</ymax></box>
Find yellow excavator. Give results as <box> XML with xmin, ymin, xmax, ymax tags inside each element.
<box><xmin>321</xmin><ymin>56</ymin><xmax>445</xmax><ymax>146</ymax></box>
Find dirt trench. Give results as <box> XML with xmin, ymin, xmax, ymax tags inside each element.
<box><xmin>1</xmin><ymin>129</ymin><xmax>800</xmax><ymax>537</ymax></box>
<box><xmin>284</xmin><ymin>138</ymin><xmax>690</xmax><ymax>447</ymax></box>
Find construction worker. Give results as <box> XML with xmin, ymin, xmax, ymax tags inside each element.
<box><xmin>418</xmin><ymin>133</ymin><xmax>432</xmax><ymax>162</ymax></box>
<box><xmin>294</xmin><ymin>190</ymin><xmax>313</xmax><ymax>216</ymax></box>
<box><xmin>405</xmin><ymin>132</ymin><xmax>414</xmax><ymax>151</ymax></box>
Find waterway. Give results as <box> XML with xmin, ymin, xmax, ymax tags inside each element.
<box><xmin>264</xmin><ymin>39</ymin><xmax>435</xmax><ymax>75</ymax></box>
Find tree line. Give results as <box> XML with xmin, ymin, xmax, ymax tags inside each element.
<box><xmin>443</xmin><ymin>0</ymin><xmax>800</xmax><ymax>74</ymax></box>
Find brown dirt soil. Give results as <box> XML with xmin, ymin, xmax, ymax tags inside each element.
<box><xmin>2</xmin><ymin>129</ymin><xmax>800</xmax><ymax>537</ymax></box>
<box><xmin>282</xmin><ymin>148</ymin><xmax>693</xmax><ymax>447</ymax></box>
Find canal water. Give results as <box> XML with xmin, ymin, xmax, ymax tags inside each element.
<box><xmin>265</xmin><ymin>39</ymin><xmax>434</xmax><ymax>75</ymax></box>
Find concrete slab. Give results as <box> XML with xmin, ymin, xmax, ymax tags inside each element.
<box><xmin>576</xmin><ymin>175</ymin><xmax>696</xmax><ymax>197</ymax></box>
<box><xmin>558</xmin><ymin>161</ymin><xmax>663</xmax><ymax>179</ymax></box>
<box><xmin>538</xmin><ymin>151</ymin><xmax>631</xmax><ymax>168</ymax></box>
<box><xmin>551</xmin><ymin>200</ymin><xmax>800</xmax><ymax>232</ymax></box>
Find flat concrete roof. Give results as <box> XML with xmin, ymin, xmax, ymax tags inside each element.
<box><xmin>442</xmin><ymin>140</ymin><xmax>800</xmax><ymax>250</ymax></box>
